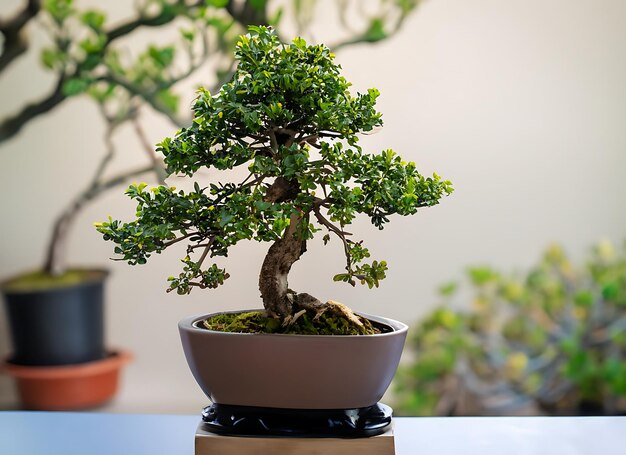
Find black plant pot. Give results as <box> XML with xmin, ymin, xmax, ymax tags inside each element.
<box><xmin>1</xmin><ymin>270</ymin><xmax>107</xmax><ymax>366</ymax></box>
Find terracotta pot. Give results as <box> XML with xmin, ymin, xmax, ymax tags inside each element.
<box><xmin>179</xmin><ymin>310</ymin><xmax>408</xmax><ymax>409</ymax></box>
<box><xmin>2</xmin><ymin>350</ymin><xmax>132</xmax><ymax>410</ymax></box>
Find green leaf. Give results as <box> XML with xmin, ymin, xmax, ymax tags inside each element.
<box><xmin>44</xmin><ymin>0</ymin><xmax>74</xmax><ymax>23</ymax></box>
<box><xmin>438</xmin><ymin>282</ymin><xmax>458</xmax><ymax>297</ymax></box>
<box><xmin>79</xmin><ymin>35</ymin><xmax>107</xmax><ymax>54</ymax></box>
<box><xmin>180</xmin><ymin>28</ymin><xmax>196</xmax><ymax>42</ymax></box>
<box><xmin>467</xmin><ymin>267</ymin><xmax>498</xmax><ymax>286</ymax></box>
<box><xmin>81</xmin><ymin>10</ymin><xmax>106</xmax><ymax>30</ymax></box>
<box><xmin>364</xmin><ymin>18</ymin><xmax>387</xmax><ymax>42</ymax></box>
<box><xmin>574</xmin><ymin>290</ymin><xmax>594</xmax><ymax>307</ymax></box>
<box><xmin>87</xmin><ymin>83</ymin><xmax>115</xmax><ymax>103</ymax></box>
<box><xmin>148</xmin><ymin>46</ymin><xmax>175</xmax><ymax>68</ymax></box>
<box><xmin>602</xmin><ymin>281</ymin><xmax>619</xmax><ymax>300</ymax></box>
<box><xmin>63</xmin><ymin>78</ymin><xmax>89</xmax><ymax>96</ymax></box>
<box><xmin>156</xmin><ymin>89</ymin><xmax>179</xmax><ymax>113</ymax></box>
<box><xmin>41</xmin><ymin>48</ymin><xmax>62</xmax><ymax>69</ymax></box>
<box><xmin>206</xmin><ymin>0</ymin><xmax>228</xmax><ymax>7</ymax></box>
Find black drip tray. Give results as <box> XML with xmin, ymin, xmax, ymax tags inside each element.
<box><xmin>200</xmin><ymin>402</ymin><xmax>393</xmax><ymax>438</ymax></box>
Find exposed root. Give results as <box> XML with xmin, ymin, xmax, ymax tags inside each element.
<box><xmin>282</xmin><ymin>309</ymin><xmax>307</xmax><ymax>327</ymax></box>
<box><xmin>323</xmin><ymin>300</ymin><xmax>364</xmax><ymax>328</ymax></box>
<box><xmin>285</xmin><ymin>291</ymin><xmax>364</xmax><ymax>329</ymax></box>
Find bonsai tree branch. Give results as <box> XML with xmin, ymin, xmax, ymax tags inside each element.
<box><xmin>194</xmin><ymin>238</ymin><xmax>215</xmax><ymax>270</ymax></box>
<box><xmin>163</xmin><ymin>232</ymin><xmax>198</xmax><ymax>248</ymax></box>
<box><xmin>312</xmin><ymin>202</ymin><xmax>356</xmax><ymax>279</ymax></box>
<box><xmin>0</xmin><ymin>0</ymin><xmax>206</xmax><ymax>143</ymax></box>
<box><xmin>105</xmin><ymin>1</ymin><xmax>205</xmax><ymax>44</ymax></box>
<box><xmin>0</xmin><ymin>75</ymin><xmax>66</xmax><ymax>142</ymax></box>
<box><xmin>330</xmin><ymin>0</ymin><xmax>420</xmax><ymax>51</ymax></box>
<box><xmin>131</xmin><ymin>116</ymin><xmax>167</xmax><ymax>184</ymax></box>
<box><xmin>0</xmin><ymin>0</ymin><xmax>41</xmax><ymax>72</ymax></box>
<box><xmin>98</xmin><ymin>73</ymin><xmax>187</xmax><ymax>128</ymax></box>
<box><xmin>99</xmin><ymin>26</ymin><xmax>211</xmax><ymax>129</ymax></box>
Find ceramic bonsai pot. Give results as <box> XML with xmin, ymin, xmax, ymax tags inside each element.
<box><xmin>2</xmin><ymin>350</ymin><xmax>132</xmax><ymax>410</ymax></box>
<box><xmin>1</xmin><ymin>269</ymin><xmax>107</xmax><ymax>366</ymax></box>
<box><xmin>179</xmin><ymin>310</ymin><xmax>408</xmax><ymax>410</ymax></box>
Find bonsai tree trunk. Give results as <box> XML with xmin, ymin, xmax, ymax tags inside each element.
<box><xmin>257</xmin><ymin>177</ymin><xmax>311</xmax><ymax>318</ymax></box>
<box><xmin>258</xmin><ymin>212</ymin><xmax>307</xmax><ymax>318</ymax></box>
<box><xmin>258</xmin><ymin>178</ymin><xmax>365</xmax><ymax>328</ymax></box>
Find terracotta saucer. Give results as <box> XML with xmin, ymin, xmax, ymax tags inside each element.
<box><xmin>2</xmin><ymin>350</ymin><xmax>132</xmax><ymax>410</ymax></box>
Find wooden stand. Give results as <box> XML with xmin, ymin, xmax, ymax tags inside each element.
<box><xmin>195</xmin><ymin>422</ymin><xmax>395</xmax><ymax>455</ymax></box>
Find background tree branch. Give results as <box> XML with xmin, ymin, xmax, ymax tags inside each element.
<box><xmin>0</xmin><ymin>0</ymin><xmax>421</xmax><ymax>145</ymax></box>
<box><xmin>0</xmin><ymin>0</ymin><xmax>42</xmax><ymax>72</ymax></box>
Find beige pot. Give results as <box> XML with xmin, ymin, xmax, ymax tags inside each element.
<box><xmin>179</xmin><ymin>310</ymin><xmax>407</xmax><ymax>409</ymax></box>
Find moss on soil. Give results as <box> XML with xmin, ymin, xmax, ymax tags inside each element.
<box><xmin>203</xmin><ymin>310</ymin><xmax>382</xmax><ymax>335</ymax></box>
<box><xmin>2</xmin><ymin>269</ymin><xmax>105</xmax><ymax>292</ymax></box>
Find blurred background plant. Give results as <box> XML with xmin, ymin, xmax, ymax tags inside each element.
<box><xmin>394</xmin><ymin>240</ymin><xmax>626</xmax><ymax>416</ymax></box>
<box><xmin>0</xmin><ymin>0</ymin><xmax>422</xmax><ymax>278</ymax></box>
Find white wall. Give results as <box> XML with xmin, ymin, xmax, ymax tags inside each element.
<box><xmin>1</xmin><ymin>0</ymin><xmax>625</xmax><ymax>413</ymax></box>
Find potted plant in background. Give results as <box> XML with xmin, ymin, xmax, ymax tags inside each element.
<box><xmin>394</xmin><ymin>241</ymin><xmax>626</xmax><ymax>416</ymax></box>
<box><xmin>1</xmin><ymin>0</ymin><xmax>422</xmax><ymax>410</ymax></box>
<box><xmin>97</xmin><ymin>26</ymin><xmax>452</xmax><ymax>436</ymax></box>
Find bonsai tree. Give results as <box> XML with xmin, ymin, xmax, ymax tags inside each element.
<box><xmin>394</xmin><ymin>240</ymin><xmax>626</xmax><ymax>416</ymax></box>
<box><xmin>1</xmin><ymin>0</ymin><xmax>423</xmax><ymax>280</ymax></box>
<box><xmin>97</xmin><ymin>26</ymin><xmax>452</xmax><ymax>330</ymax></box>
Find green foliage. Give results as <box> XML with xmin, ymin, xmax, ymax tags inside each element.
<box><xmin>395</xmin><ymin>240</ymin><xmax>626</xmax><ymax>416</ymax></box>
<box><xmin>97</xmin><ymin>27</ymin><xmax>452</xmax><ymax>297</ymax></box>
<box><xmin>364</xmin><ymin>18</ymin><xmax>388</xmax><ymax>42</ymax></box>
<box><xmin>32</xmin><ymin>0</ymin><xmax>424</xmax><ymax>124</ymax></box>
<box><xmin>168</xmin><ymin>260</ymin><xmax>230</xmax><ymax>295</ymax></box>
<box><xmin>63</xmin><ymin>77</ymin><xmax>91</xmax><ymax>96</ymax></box>
<box><xmin>36</xmin><ymin>0</ymin><xmax>240</xmax><ymax>118</ymax></box>
<box><xmin>40</xmin><ymin>48</ymin><xmax>65</xmax><ymax>69</ymax></box>
<box><xmin>159</xmin><ymin>29</ymin><xmax>383</xmax><ymax>176</ymax></box>
<box><xmin>44</xmin><ymin>0</ymin><xmax>74</xmax><ymax>24</ymax></box>
<box><xmin>81</xmin><ymin>10</ymin><xmax>106</xmax><ymax>30</ymax></box>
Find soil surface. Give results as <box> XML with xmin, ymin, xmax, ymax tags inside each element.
<box><xmin>202</xmin><ymin>310</ymin><xmax>383</xmax><ymax>335</ymax></box>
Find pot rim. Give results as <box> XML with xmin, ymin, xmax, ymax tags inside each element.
<box><xmin>0</xmin><ymin>267</ymin><xmax>110</xmax><ymax>294</ymax></box>
<box><xmin>2</xmin><ymin>350</ymin><xmax>132</xmax><ymax>379</ymax></box>
<box><xmin>179</xmin><ymin>309</ymin><xmax>408</xmax><ymax>338</ymax></box>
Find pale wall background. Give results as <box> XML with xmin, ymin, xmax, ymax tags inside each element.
<box><xmin>1</xmin><ymin>0</ymin><xmax>626</xmax><ymax>413</ymax></box>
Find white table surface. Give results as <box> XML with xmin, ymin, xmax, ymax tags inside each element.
<box><xmin>1</xmin><ymin>411</ymin><xmax>625</xmax><ymax>454</ymax></box>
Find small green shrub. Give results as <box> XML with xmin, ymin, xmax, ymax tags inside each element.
<box><xmin>395</xmin><ymin>241</ymin><xmax>626</xmax><ymax>416</ymax></box>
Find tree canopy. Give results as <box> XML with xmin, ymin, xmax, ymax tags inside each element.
<box><xmin>96</xmin><ymin>26</ymin><xmax>452</xmax><ymax>297</ymax></box>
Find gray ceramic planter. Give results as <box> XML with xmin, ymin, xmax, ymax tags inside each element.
<box><xmin>179</xmin><ymin>310</ymin><xmax>408</xmax><ymax>409</ymax></box>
